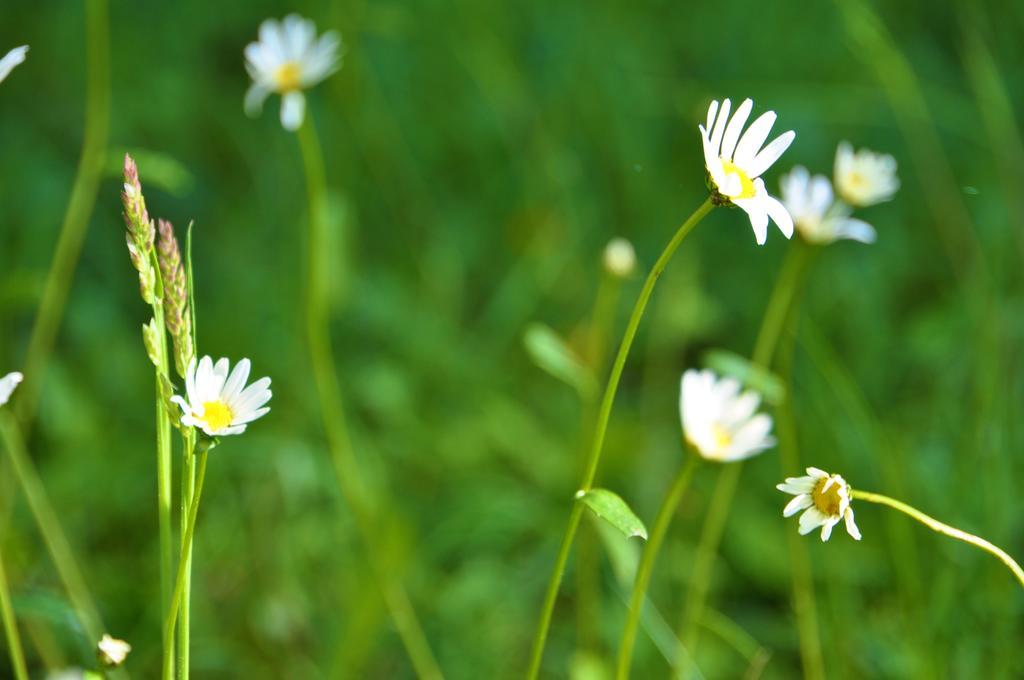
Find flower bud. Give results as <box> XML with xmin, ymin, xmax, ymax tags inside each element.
<box><xmin>603</xmin><ymin>238</ymin><xmax>636</xmax><ymax>278</ymax></box>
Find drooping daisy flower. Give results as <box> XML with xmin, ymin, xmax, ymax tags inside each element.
<box><xmin>780</xmin><ymin>166</ymin><xmax>876</xmax><ymax>244</ymax></box>
<box><xmin>0</xmin><ymin>45</ymin><xmax>28</xmax><ymax>85</ymax></box>
<box><xmin>833</xmin><ymin>142</ymin><xmax>899</xmax><ymax>207</ymax></box>
<box><xmin>679</xmin><ymin>369</ymin><xmax>774</xmax><ymax>462</ymax></box>
<box><xmin>777</xmin><ymin>467</ymin><xmax>862</xmax><ymax>541</ymax></box>
<box><xmin>244</xmin><ymin>15</ymin><xmax>342</xmax><ymax>131</ymax></box>
<box><xmin>0</xmin><ymin>371</ymin><xmax>23</xmax><ymax>407</ymax></box>
<box><xmin>700</xmin><ymin>98</ymin><xmax>796</xmax><ymax>245</ymax></box>
<box><xmin>171</xmin><ymin>356</ymin><xmax>271</xmax><ymax>437</ymax></box>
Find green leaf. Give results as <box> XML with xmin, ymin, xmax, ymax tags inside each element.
<box><xmin>523</xmin><ymin>323</ymin><xmax>596</xmax><ymax>398</ymax></box>
<box><xmin>703</xmin><ymin>348</ymin><xmax>785</xmax><ymax>404</ymax></box>
<box><xmin>577</xmin><ymin>488</ymin><xmax>647</xmax><ymax>540</ymax></box>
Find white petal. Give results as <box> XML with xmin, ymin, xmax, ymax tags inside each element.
<box><xmin>721</xmin><ymin>98</ymin><xmax>753</xmax><ymax>161</ymax></box>
<box><xmin>244</xmin><ymin>82</ymin><xmax>271</xmax><ymax>117</ymax></box>
<box><xmin>763</xmin><ymin>192</ymin><xmax>794</xmax><ymax>239</ymax></box>
<box><xmin>222</xmin><ymin>359</ymin><xmax>251</xmax><ymax>402</ymax></box>
<box><xmin>747</xmin><ymin>130</ymin><xmax>796</xmax><ymax>178</ymax></box>
<box><xmin>798</xmin><ymin>507</ymin><xmax>826</xmax><ymax>535</ymax></box>
<box><xmin>845</xmin><ymin>508</ymin><xmax>862</xmax><ymax>540</ymax></box>
<box><xmin>820</xmin><ymin>519</ymin><xmax>836</xmax><ymax>542</ymax></box>
<box><xmin>280</xmin><ymin>91</ymin><xmax>306</xmax><ymax>131</ymax></box>
<box><xmin>705</xmin><ymin>100</ymin><xmax>720</xmax><ymax>133</ymax></box>
<box><xmin>0</xmin><ymin>372</ymin><xmax>23</xmax><ymax>406</ymax></box>
<box><xmin>833</xmin><ymin>218</ymin><xmax>876</xmax><ymax>244</ymax></box>
<box><xmin>708</xmin><ymin>98</ymin><xmax>731</xmax><ymax>159</ymax></box>
<box><xmin>733</xmin><ymin>110</ymin><xmax>776</xmax><ymax>168</ymax></box>
<box><xmin>783</xmin><ymin>494</ymin><xmax>813</xmax><ymax>518</ymax></box>
<box><xmin>0</xmin><ymin>45</ymin><xmax>28</xmax><ymax>84</ymax></box>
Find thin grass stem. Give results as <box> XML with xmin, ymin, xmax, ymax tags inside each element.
<box><xmin>616</xmin><ymin>455</ymin><xmax>699</xmax><ymax>679</ymax></box>
<box><xmin>164</xmin><ymin>451</ymin><xmax>208</xmax><ymax>655</ymax></box>
<box><xmin>527</xmin><ymin>198</ymin><xmax>714</xmax><ymax>679</ymax></box>
<box><xmin>297</xmin><ymin>118</ymin><xmax>444</xmax><ymax>680</ymax></box>
<box><xmin>0</xmin><ymin>546</ymin><xmax>29</xmax><ymax>680</ymax></box>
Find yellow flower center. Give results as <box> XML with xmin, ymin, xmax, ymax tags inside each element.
<box><xmin>846</xmin><ymin>171</ymin><xmax>866</xmax><ymax>188</ymax></box>
<box><xmin>811</xmin><ymin>477</ymin><xmax>843</xmax><ymax>516</ymax></box>
<box><xmin>711</xmin><ymin>423</ymin><xmax>733</xmax><ymax>452</ymax></box>
<box><xmin>200</xmin><ymin>401</ymin><xmax>233</xmax><ymax>431</ymax></box>
<box><xmin>719</xmin><ymin>159</ymin><xmax>757</xmax><ymax>199</ymax></box>
<box><xmin>272</xmin><ymin>61</ymin><xmax>303</xmax><ymax>92</ymax></box>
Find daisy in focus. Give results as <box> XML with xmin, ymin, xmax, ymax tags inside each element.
<box><xmin>780</xmin><ymin>166</ymin><xmax>877</xmax><ymax>244</ymax></box>
<box><xmin>0</xmin><ymin>45</ymin><xmax>28</xmax><ymax>85</ymax></box>
<box><xmin>0</xmin><ymin>371</ymin><xmax>23</xmax><ymax>406</ymax></box>
<box><xmin>244</xmin><ymin>15</ymin><xmax>342</xmax><ymax>131</ymax></box>
<box><xmin>699</xmin><ymin>98</ymin><xmax>795</xmax><ymax>245</ymax></box>
<box><xmin>171</xmin><ymin>356</ymin><xmax>272</xmax><ymax>437</ymax></box>
<box><xmin>679</xmin><ymin>369</ymin><xmax>774</xmax><ymax>462</ymax></box>
<box><xmin>777</xmin><ymin>467</ymin><xmax>861</xmax><ymax>541</ymax></box>
<box><xmin>834</xmin><ymin>142</ymin><xmax>899</xmax><ymax>207</ymax></box>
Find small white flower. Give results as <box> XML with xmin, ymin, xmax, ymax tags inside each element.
<box><xmin>700</xmin><ymin>98</ymin><xmax>796</xmax><ymax>245</ymax></box>
<box><xmin>777</xmin><ymin>467</ymin><xmax>861</xmax><ymax>542</ymax></box>
<box><xmin>833</xmin><ymin>142</ymin><xmax>899</xmax><ymax>207</ymax></box>
<box><xmin>171</xmin><ymin>356</ymin><xmax>271</xmax><ymax>437</ymax></box>
<box><xmin>0</xmin><ymin>372</ymin><xmax>23</xmax><ymax>407</ymax></box>
<box><xmin>97</xmin><ymin>634</ymin><xmax>131</xmax><ymax>667</ymax></box>
<box><xmin>0</xmin><ymin>45</ymin><xmax>28</xmax><ymax>85</ymax></box>
<box><xmin>679</xmin><ymin>369</ymin><xmax>774</xmax><ymax>462</ymax></box>
<box><xmin>244</xmin><ymin>15</ymin><xmax>342</xmax><ymax>131</ymax></box>
<box><xmin>780</xmin><ymin>166</ymin><xmax>876</xmax><ymax>245</ymax></box>
<box><xmin>603</xmin><ymin>237</ymin><xmax>636</xmax><ymax>277</ymax></box>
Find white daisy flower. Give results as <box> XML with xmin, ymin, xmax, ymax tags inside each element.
<box><xmin>833</xmin><ymin>142</ymin><xmax>899</xmax><ymax>207</ymax></box>
<box><xmin>97</xmin><ymin>634</ymin><xmax>131</xmax><ymax>667</ymax></box>
<box><xmin>171</xmin><ymin>356</ymin><xmax>271</xmax><ymax>437</ymax></box>
<box><xmin>679</xmin><ymin>369</ymin><xmax>774</xmax><ymax>462</ymax></box>
<box><xmin>0</xmin><ymin>45</ymin><xmax>28</xmax><ymax>85</ymax></box>
<box><xmin>700</xmin><ymin>98</ymin><xmax>796</xmax><ymax>245</ymax></box>
<box><xmin>777</xmin><ymin>467</ymin><xmax>862</xmax><ymax>541</ymax></box>
<box><xmin>603</xmin><ymin>237</ymin><xmax>636</xmax><ymax>278</ymax></box>
<box><xmin>244</xmin><ymin>15</ymin><xmax>342</xmax><ymax>131</ymax></box>
<box><xmin>780</xmin><ymin>166</ymin><xmax>876</xmax><ymax>245</ymax></box>
<box><xmin>0</xmin><ymin>371</ymin><xmax>23</xmax><ymax>407</ymax></box>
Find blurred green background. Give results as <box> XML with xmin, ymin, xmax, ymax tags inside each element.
<box><xmin>1</xmin><ymin>0</ymin><xmax>1023</xmax><ymax>677</ymax></box>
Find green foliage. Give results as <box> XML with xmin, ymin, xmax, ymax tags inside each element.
<box><xmin>578</xmin><ymin>489</ymin><xmax>648</xmax><ymax>541</ymax></box>
<box><xmin>0</xmin><ymin>0</ymin><xmax>1022</xmax><ymax>678</ymax></box>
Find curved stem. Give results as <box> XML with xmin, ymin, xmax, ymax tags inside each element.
<box><xmin>0</xmin><ymin>413</ymin><xmax>103</xmax><ymax>644</ymax></box>
<box><xmin>681</xmin><ymin>240</ymin><xmax>813</xmax><ymax>653</ymax></box>
<box><xmin>297</xmin><ymin>119</ymin><xmax>443</xmax><ymax>680</ymax></box>
<box><xmin>0</xmin><ymin>547</ymin><xmax>28</xmax><ymax>680</ymax></box>
<box><xmin>164</xmin><ymin>451</ymin><xmax>208</xmax><ymax>655</ymax></box>
<box><xmin>18</xmin><ymin>0</ymin><xmax>110</xmax><ymax>425</ymax></box>
<box><xmin>526</xmin><ymin>198</ymin><xmax>715</xmax><ymax>680</ymax></box>
<box><xmin>851</xmin><ymin>489</ymin><xmax>1024</xmax><ymax>588</ymax></box>
<box><xmin>616</xmin><ymin>456</ymin><xmax>699</xmax><ymax>680</ymax></box>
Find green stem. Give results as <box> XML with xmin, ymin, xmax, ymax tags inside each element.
<box><xmin>17</xmin><ymin>0</ymin><xmax>109</xmax><ymax>426</ymax></box>
<box><xmin>297</xmin><ymin>119</ymin><xmax>444</xmax><ymax>680</ymax></box>
<box><xmin>176</xmin><ymin>433</ymin><xmax>196</xmax><ymax>680</ymax></box>
<box><xmin>0</xmin><ymin>546</ymin><xmax>29</xmax><ymax>680</ymax></box>
<box><xmin>153</xmin><ymin>302</ymin><xmax>175</xmax><ymax>680</ymax></box>
<box><xmin>616</xmin><ymin>455</ymin><xmax>699</xmax><ymax>680</ymax></box>
<box><xmin>164</xmin><ymin>451</ymin><xmax>208</xmax><ymax>657</ymax></box>
<box><xmin>681</xmin><ymin>240</ymin><xmax>813</xmax><ymax>655</ymax></box>
<box><xmin>851</xmin><ymin>490</ymin><xmax>1024</xmax><ymax>588</ymax></box>
<box><xmin>526</xmin><ymin>198</ymin><xmax>714</xmax><ymax>680</ymax></box>
<box><xmin>0</xmin><ymin>413</ymin><xmax>103</xmax><ymax>644</ymax></box>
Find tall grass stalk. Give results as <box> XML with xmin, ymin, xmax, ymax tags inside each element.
<box><xmin>296</xmin><ymin>119</ymin><xmax>444</xmax><ymax>680</ymax></box>
<box><xmin>0</xmin><ymin>413</ymin><xmax>103</xmax><ymax>645</ymax></box>
<box><xmin>164</xmin><ymin>451</ymin><xmax>209</xmax><ymax>658</ymax></box>
<box><xmin>526</xmin><ymin>198</ymin><xmax>714</xmax><ymax>679</ymax></box>
<box><xmin>681</xmin><ymin>241</ymin><xmax>816</xmax><ymax>664</ymax></box>
<box><xmin>0</xmin><ymin>546</ymin><xmax>28</xmax><ymax>680</ymax></box>
<box><xmin>615</xmin><ymin>455</ymin><xmax>699</xmax><ymax>679</ymax></box>
<box><xmin>18</xmin><ymin>0</ymin><xmax>110</xmax><ymax>424</ymax></box>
